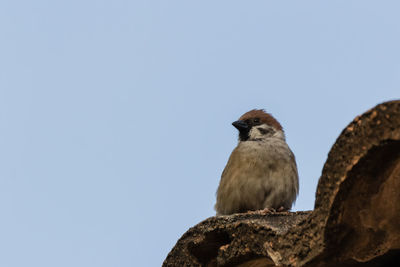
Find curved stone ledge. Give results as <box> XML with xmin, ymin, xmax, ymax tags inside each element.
<box><xmin>163</xmin><ymin>100</ymin><xmax>400</xmax><ymax>267</ymax></box>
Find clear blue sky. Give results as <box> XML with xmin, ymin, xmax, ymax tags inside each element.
<box><xmin>0</xmin><ymin>1</ymin><xmax>399</xmax><ymax>266</ymax></box>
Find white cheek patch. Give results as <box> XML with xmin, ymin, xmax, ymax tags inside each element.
<box><xmin>249</xmin><ymin>124</ymin><xmax>286</xmax><ymax>140</ymax></box>
<box><xmin>249</xmin><ymin>125</ymin><xmax>274</xmax><ymax>139</ymax></box>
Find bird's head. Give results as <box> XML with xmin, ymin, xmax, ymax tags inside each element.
<box><xmin>232</xmin><ymin>109</ymin><xmax>285</xmax><ymax>141</ymax></box>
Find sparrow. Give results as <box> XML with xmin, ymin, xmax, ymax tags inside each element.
<box><xmin>215</xmin><ymin>109</ymin><xmax>299</xmax><ymax>215</ymax></box>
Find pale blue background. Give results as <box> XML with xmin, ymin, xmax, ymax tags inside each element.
<box><xmin>0</xmin><ymin>1</ymin><xmax>399</xmax><ymax>266</ymax></box>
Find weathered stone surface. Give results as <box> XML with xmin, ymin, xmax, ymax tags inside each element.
<box><xmin>163</xmin><ymin>100</ymin><xmax>400</xmax><ymax>266</ymax></box>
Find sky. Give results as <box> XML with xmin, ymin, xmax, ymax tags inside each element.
<box><xmin>0</xmin><ymin>1</ymin><xmax>399</xmax><ymax>266</ymax></box>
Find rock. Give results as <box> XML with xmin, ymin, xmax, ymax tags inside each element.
<box><xmin>164</xmin><ymin>100</ymin><xmax>400</xmax><ymax>266</ymax></box>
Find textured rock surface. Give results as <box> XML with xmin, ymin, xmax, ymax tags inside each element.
<box><xmin>163</xmin><ymin>100</ymin><xmax>400</xmax><ymax>267</ymax></box>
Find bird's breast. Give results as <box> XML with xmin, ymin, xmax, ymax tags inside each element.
<box><xmin>235</xmin><ymin>139</ymin><xmax>292</xmax><ymax>163</ymax></box>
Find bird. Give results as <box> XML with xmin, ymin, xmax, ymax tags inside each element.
<box><xmin>215</xmin><ymin>109</ymin><xmax>299</xmax><ymax>215</ymax></box>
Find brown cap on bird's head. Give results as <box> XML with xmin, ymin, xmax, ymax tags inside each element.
<box><xmin>239</xmin><ymin>109</ymin><xmax>283</xmax><ymax>131</ymax></box>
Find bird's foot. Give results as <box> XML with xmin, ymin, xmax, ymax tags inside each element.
<box><xmin>276</xmin><ymin>206</ymin><xmax>289</xmax><ymax>212</ymax></box>
<box><xmin>246</xmin><ymin>207</ymin><xmax>289</xmax><ymax>215</ymax></box>
<box><xmin>247</xmin><ymin>208</ymin><xmax>275</xmax><ymax>215</ymax></box>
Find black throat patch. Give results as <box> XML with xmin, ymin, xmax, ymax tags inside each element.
<box><xmin>238</xmin><ymin>128</ymin><xmax>250</xmax><ymax>141</ymax></box>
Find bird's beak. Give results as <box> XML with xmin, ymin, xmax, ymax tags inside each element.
<box><xmin>232</xmin><ymin>120</ymin><xmax>248</xmax><ymax>131</ymax></box>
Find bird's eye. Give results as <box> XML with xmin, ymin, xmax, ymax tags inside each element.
<box><xmin>253</xmin><ymin>118</ymin><xmax>260</xmax><ymax>123</ymax></box>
